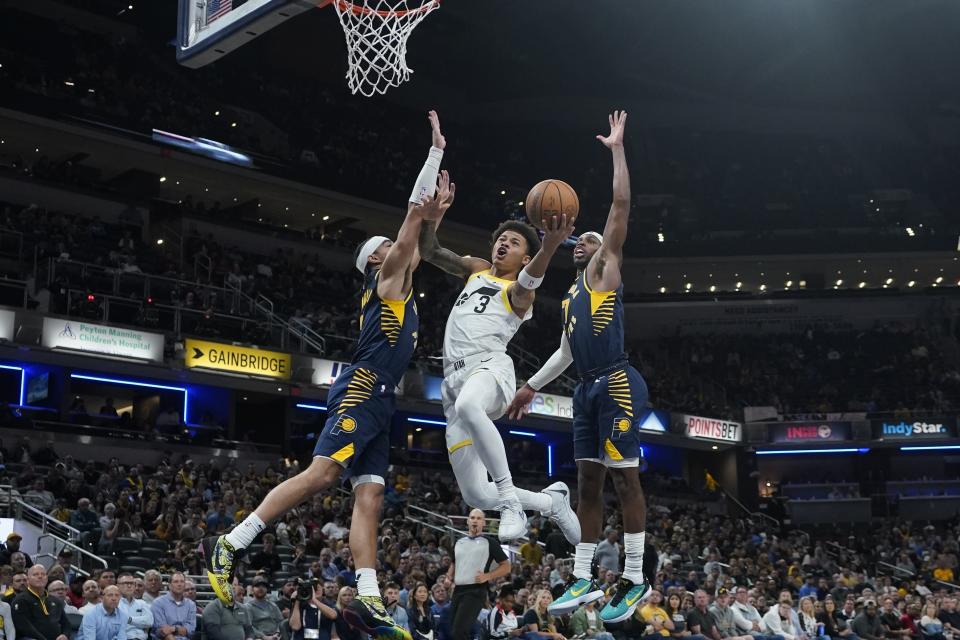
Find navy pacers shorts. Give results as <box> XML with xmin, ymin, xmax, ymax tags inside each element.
<box><xmin>313</xmin><ymin>364</ymin><xmax>394</xmax><ymax>484</ymax></box>
<box><xmin>572</xmin><ymin>364</ymin><xmax>648</xmax><ymax>467</ymax></box>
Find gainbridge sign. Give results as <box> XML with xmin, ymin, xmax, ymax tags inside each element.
<box><xmin>184</xmin><ymin>339</ymin><xmax>292</xmax><ymax>380</ymax></box>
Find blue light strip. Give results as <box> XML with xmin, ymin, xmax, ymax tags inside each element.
<box><xmin>70</xmin><ymin>373</ymin><xmax>189</xmax><ymax>424</ymax></box>
<box><xmin>900</xmin><ymin>445</ymin><xmax>960</xmax><ymax>451</ymax></box>
<box><xmin>295</xmin><ymin>403</ymin><xmax>328</xmax><ymax>411</ymax></box>
<box><xmin>0</xmin><ymin>364</ymin><xmax>25</xmax><ymax>406</ymax></box>
<box><xmin>509</xmin><ymin>430</ymin><xmax>536</xmax><ymax>437</ymax></box>
<box><xmin>756</xmin><ymin>448</ymin><xmax>866</xmax><ymax>456</ymax></box>
<box><xmin>408</xmin><ymin>417</ymin><xmax>447</xmax><ymax>426</ymax></box>
<box><xmin>547</xmin><ymin>444</ymin><xmax>553</xmax><ymax>477</ymax></box>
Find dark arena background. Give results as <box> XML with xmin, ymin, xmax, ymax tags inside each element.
<box><xmin>1</xmin><ymin>1</ymin><xmax>960</xmax><ymax>639</ymax></box>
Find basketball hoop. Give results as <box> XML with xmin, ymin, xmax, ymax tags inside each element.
<box><xmin>321</xmin><ymin>0</ymin><xmax>440</xmax><ymax>97</ymax></box>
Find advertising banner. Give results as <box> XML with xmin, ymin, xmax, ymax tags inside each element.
<box><xmin>875</xmin><ymin>418</ymin><xmax>956</xmax><ymax>440</ymax></box>
<box><xmin>769</xmin><ymin>421</ymin><xmax>851</xmax><ymax>443</ymax></box>
<box><xmin>185</xmin><ymin>338</ymin><xmax>291</xmax><ymax>380</ymax></box>
<box><xmin>527</xmin><ymin>391</ymin><xmax>573</xmax><ymax>420</ymax></box>
<box><xmin>42</xmin><ymin>318</ymin><xmax>164</xmax><ymax>363</ymax></box>
<box><xmin>684</xmin><ymin>414</ymin><xmax>742</xmax><ymax>443</ymax></box>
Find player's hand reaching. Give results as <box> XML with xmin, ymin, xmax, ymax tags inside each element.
<box><xmin>506</xmin><ymin>384</ymin><xmax>536</xmax><ymax>420</ymax></box>
<box><xmin>415</xmin><ymin>170</ymin><xmax>455</xmax><ymax>221</ymax></box>
<box><xmin>596</xmin><ymin>109</ymin><xmax>627</xmax><ymax>149</ymax></box>
<box><xmin>429</xmin><ymin>109</ymin><xmax>445</xmax><ymax>150</ymax></box>
<box><xmin>540</xmin><ymin>213</ymin><xmax>576</xmax><ymax>254</ymax></box>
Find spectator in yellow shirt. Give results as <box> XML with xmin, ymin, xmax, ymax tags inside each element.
<box><xmin>519</xmin><ymin>533</ymin><xmax>543</xmax><ymax>566</ymax></box>
<box><xmin>637</xmin><ymin>590</ymin><xmax>674</xmax><ymax>637</ymax></box>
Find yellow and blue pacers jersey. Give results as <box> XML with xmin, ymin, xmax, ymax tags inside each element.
<box><xmin>352</xmin><ymin>271</ymin><xmax>418</xmax><ymax>384</ymax></box>
<box><xmin>561</xmin><ymin>270</ymin><xmax>627</xmax><ymax>376</ymax></box>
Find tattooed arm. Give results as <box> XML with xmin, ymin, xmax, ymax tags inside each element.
<box><xmin>418</xmin><ymin>219</ymin><xmax>490</xmax><ymax>279</ymax></box>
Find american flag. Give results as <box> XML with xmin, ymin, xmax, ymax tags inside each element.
<box><xmin>206</xmin><ymin>0</ymin><xmax>232</xmax><ymax>24</ymax></box>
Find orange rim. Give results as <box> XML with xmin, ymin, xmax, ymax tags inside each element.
<box><xmin>318</xmin><ymin>0</ymin><xmax>439</xmax><ymax>17</ymax></box>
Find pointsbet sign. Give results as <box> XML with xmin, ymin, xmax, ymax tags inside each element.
<box><xmin>876</xmin><ymin>419</ymin><xmax>954</xmax><ymax>439</ymax></box>
<box><xmin>185</xmin><ymin>339</ymin><xmax>291</xmax><ymax>380</ymax></box>
<box><xmin>684</xmin><ymin>414</ymin><xmax>742</xmax><ymax>443</ymax></box>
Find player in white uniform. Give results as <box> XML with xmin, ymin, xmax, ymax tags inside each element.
<box><xmin>418</xmin><ymin>207</ymin><xmax>581</xmax><ymax>544</ymax></box>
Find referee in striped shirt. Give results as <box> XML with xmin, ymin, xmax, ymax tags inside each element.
<box><xmin>447</xmin><ymin>509</ymin><xmax>511</xmax><ymax>640</ymax></box>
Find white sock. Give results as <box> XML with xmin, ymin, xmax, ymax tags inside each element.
<box><xmin>622</xmin><ymin>531</ymin><xmax>646</xmax><ymax>584</ymax></box>
<box><xmin>516</xmin><ymin>488</ymin><xmax>551</xmax><ymax>514</ymax></box>
<box><xmin>224</xmin><ymin>513</ymin><xmax>265</xmax><ymax>550</ymax></box>
<box><xmin>573</xmin><ymin>542</ymin><xmax>597</xmax><ymax>581</ymax></box>
<box><xmin>356</xmin><ymin>568</ymin><xmax>380</xmax><ymax>598</ymax></box>
<box><xmin>494</xmin><ymin>475</ymin><xmax>520</xmax><ymax>506</ymax></box>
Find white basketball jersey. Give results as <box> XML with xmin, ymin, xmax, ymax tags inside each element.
<box><xmin>443</xmin><ymin>270</ymin><xmax>533</xmax><ymax>367</ymax></box>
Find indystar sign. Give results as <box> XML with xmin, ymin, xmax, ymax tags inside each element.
<box><xmin>880</xmin><ymin>421</ymin><xmax>951</xmax><ymax>438</ymax></box>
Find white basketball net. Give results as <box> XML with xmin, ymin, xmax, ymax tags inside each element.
<box><xmin>330</xmin><ymin>0</ymin><xmax>440</xmax><ymax>97</ymax></box>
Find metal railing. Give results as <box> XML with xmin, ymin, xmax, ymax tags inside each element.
<box><xmin>34</xmin><ymin>553</ymin><xmax>91</xmax><ymax>579</ymax></box>
<box><xmin>14</xmin><ymin>498</ymin><xmax>81</xmax><ymax>542</ymax></box>
<box><xmin>37</xmin><ymin>533</ymin><xmax>108</xmax><ymax>573</ymax></box>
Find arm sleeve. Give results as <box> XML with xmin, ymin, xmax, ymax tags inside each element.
<box><xmin>409</xmin><ymin>147</ymin><xmax>444</xmax><ymax>204</ymax></box>
<box><xmin>731</xmin><ymin>607</ymin><xmax>751</xmax><ymax>632</ymax></box>
<box><xmin>526</xmin><ymin>332</ymin><xmax>574</xmax><ymax>391</ymax></box>
<box><xmin>116</xmin><ymin>615</ymin><xmax>129</xmax><ymax>640</ymax></box>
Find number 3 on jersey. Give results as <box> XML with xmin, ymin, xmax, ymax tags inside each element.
<box><xmin>473</xmin><ymin>295</ymin><xmax>490</xmax><ymax>314</ymax></box>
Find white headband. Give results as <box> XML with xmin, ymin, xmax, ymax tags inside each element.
<box><xmin>355</xmin><ymin>236</ymin><xmax>389</xmax><ymax>273</ymax></box>
<box><xmin>580</xmin><ymin>231</ymin><xmax>603</xmax><ymax>244</ymax></box>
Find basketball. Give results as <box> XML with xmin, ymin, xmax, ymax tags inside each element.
<box><xmin>525</xmin><ymin>179</ymin><xmax>580</xmax><ymax>230</ymax></box>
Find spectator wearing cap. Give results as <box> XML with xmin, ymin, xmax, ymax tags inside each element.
<box><xmin>78</xmin><ymin>585</ymin><xmax>126</xmax><ymax>640</ymax></box>
<box><xmin>247</xmin><ymin>576</ymin><xmax>286</xmax><ymax>640</ymax></box>
<box><xmin>0</xmin><ymin>597</ymin><xmax>13</xmax><ymax>640</ymax></box>
<box><xmin>151</xmin><ymin>572</ymin><xmax>196</xmax><ymax>640</ymax></box>
<box><xmin>204</xmin><ymin>582</ymin><xmax>254</xmax><ymax>640</ymax></box>
<box><xmin>69</xmin><ymin>499</ymin><xmax>101</xmax><ymax>544</ymax></box>
<box><xmin>851</xmin><ymin>601</ymin><xmax>884</xmax><ymax>640</ymax></box>
<box><xmin>0</xmin><ymin>533</ymin><xmax>32</xmax><ymax>568</ymax></box>
<box><xmin>11</xmin><ymin>564</ymin><xmax>70</xmax><ymax>640</ymax></box>
<box><xmin>711</xmin><ymin>588</ymin><xmax>755</xmax><ymax>640</ymax></box>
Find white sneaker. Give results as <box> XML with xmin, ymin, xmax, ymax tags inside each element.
<box><xmin>497</xmin><ymin>503</ymin><xmax>528</xmax><ymax>542</ymax></box>
<box><xmin>541</xmin><ymin>481</ymin><xmax>581</xmax><ymax>545</ymax></box>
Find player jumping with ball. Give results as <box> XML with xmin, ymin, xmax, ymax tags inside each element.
<box><xmin>417</xmin><ymin>205</ymin><xmax>581</xmax><ymax>546</ymax></box>
<box><xmin>507</xmin><ymin>111</ymin><xmax>651</xmax><ymax>623</ymax></box>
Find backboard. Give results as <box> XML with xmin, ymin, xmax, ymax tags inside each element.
<box><xmin>176</xmin><ymin>0</ymin><xmax>315</xmax><ymax>69</ymax></box>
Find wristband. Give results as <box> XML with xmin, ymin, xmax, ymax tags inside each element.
<box><xmin>517</xmin><ymin>267</ymin><xmax>543</xmax><ymax>290</ymax></box>
<box><xmin>408</xmin><ymin>146</ymin><xmax>444</xmax><ymax>204</ymax></box>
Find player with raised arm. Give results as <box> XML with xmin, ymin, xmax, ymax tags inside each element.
<box><xmin>200</xmin><ymin>112</ymin><xmax>455</xmax><ymax>640</ymax></box>
<box><xmin>417</xmin><ymin>207</ymin><xmax>581</xmax><ymax>545</ymax></box>
<box><xmin>506</xmin><ymin>111</ymin><xmax>651</xmax><ymax>623</ymax></box>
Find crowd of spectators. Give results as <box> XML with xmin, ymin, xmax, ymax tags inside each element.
<box><xmin>2</xmin><ymin>436</ymin><xmax>960</xmax><ymax>640</ymax></box>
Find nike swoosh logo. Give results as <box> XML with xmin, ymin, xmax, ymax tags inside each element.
<box><xmin>480</xmin><ymin>357</ymin><xmax>493</xmax><ymax>363</ymax></box>
<box><xmin>625</xmin><ymin>590</ymin><xmax>646</xmax><ymax>607</ymax></box>
<box><xmin>546</xmin><ymin>488</ymin><xmax>568</xmax><ymax>497</ymax></box>
<box><xmin>571</xmin><ymin>584</ymin><xmax>588</xmax><ymax>596</ymax></box>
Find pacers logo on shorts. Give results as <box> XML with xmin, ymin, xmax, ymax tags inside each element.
<box><xmin>332</xmin><ymin>414</ymin><xmax>359</xmax><ymax>436</ymax></box>
<box><xmin>612</xmin><ymin>417</ymin><xmax>632</xmax><ymax>440</ymax></box>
